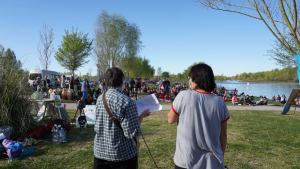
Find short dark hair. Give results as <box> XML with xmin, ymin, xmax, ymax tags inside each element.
<box><xmin>188</xmin><ymin>63</ymin><xmax>216</xmax><ymax>92</ymax></box>
<box><xmin>104</xmin><ymin>67</ymin><xmax>124</xmax><ymax>87</ymax></box>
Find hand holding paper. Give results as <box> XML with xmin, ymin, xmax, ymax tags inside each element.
<box><xmin>135</xmin><ymin>94</ymin><xmax>162</xmax><ymax>116</ymax></box>
<box><xmin>138</xmin><ymin>109</ymin><xmax>151</xmax><ymax>123</ymax></box>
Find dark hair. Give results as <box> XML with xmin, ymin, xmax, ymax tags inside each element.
<box><xmin>104</xmin><ymin>67</ymin><xmax>124</xmax><ymax>87</ymax></box>
<box><xmin>188</xmin><ymin>63</ymin><xmax>216</xmax><ymax>92</ymax></box>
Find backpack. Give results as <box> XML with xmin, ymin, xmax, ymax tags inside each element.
<box><xmin>2</xmin><ymin>139</ymin><xmax>23</xmax><ymax>160</ymax></box>
<box><xmin>77</xmin><ymin>115</ymin><xmax>87</xmax><ymax>128</ymax></box>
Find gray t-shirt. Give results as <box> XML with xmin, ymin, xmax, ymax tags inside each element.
<box><xmin>172</xmin><ymin>90</ymin><xmax>230</xmax><ymax>169</ymax></box>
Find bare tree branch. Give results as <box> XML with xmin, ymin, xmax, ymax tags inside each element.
<box><xmin>38</xmin><ymin>24</ymin><xmax>54</xmax><ymax>79</ymax></box>
<box><xmin>199</xmin><ymin>0</ymin><xmax>300</xmax><ymax>58</ymax></box>
<box><xmin>199</xmin><ymin>1</ymin><xmax>262</xmax><ymax>20</ymax></box>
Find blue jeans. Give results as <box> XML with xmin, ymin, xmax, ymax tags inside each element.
<box><xmin>82</xmin><ymin>91</ymin><xmax>88</xmax><ymax>102</ymax></box>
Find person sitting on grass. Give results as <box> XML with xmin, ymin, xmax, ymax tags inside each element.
<box><xmin>255</xmin><ymin>96</ymin><xmax>264</xmax><ymax>105</ymax></box>
<box><xmin>231</xmin><ymin>94</ymin><xmax>238</xmax><ymax>106</ymax></box>
<box><xmin>244</xmin><ymin>95</ymin><xmax>254</xmax><ymax>105</ymax></box>
<box><xmin>263</xmin><ymin>96</ymin><xmax>268</xmax><ymax>105</ymax></box>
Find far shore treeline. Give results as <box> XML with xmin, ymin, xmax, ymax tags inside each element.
<box><xmin>80</xmin><ymin>66</ymin><xmax>298</xmax><ymax>84</ymax></box>
<box><xmin>215</xmin><ymin>67</ymin><xmax>297</xmax><ymax>82</ymax></box>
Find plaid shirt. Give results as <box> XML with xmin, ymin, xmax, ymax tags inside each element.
<box><xmin>94</xmin><ymin>88</ymin><xmax>140</xmax><ymax>161</ymax></box>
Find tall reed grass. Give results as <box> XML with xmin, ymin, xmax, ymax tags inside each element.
<box><xmin>0</xmin><ymin>50</ymin><xmax>35</xmax><ymax>138</ymax></box>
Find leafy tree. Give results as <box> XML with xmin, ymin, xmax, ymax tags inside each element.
<box><xmin>232</xmin><ymin>67</ymin><xmax>297</xmax><ymax>82</ymax></box>
<box><xmin>215</xmin><ymin>75</ymin><xmax>231</xmax><ymax>81</ymax></box>
<box><xmin>3</xmin><ymin>48</ymin><xmax>22</xmax><ymax>69</ymax></box>
<box><xmin>183</xmin><ymin>62</ymin><xmax>204</xmax><ymax>78</ymax></box>
<box><xmin>161</xmin><ymin>71</ymin><xmax>170</xmax><ymax>79</ymax></box>
<box><xmin>121</xmin><ymin>56</ymin><xmax>154</xmax><ymax>79</ymax></box>
<box><xmin>175</xmin><ymin>73</ymin><xmax>186</xmax><ymax>82</ymax></box>
<box><xmin>55</xmin><ymin>29</ymin><xmax>92</xmax><ymax>76</ymax></box>
<box><xmin>140</xmin><ymin>58</ymin><xmax>155</xmax><ymax>79</ymax></box>
<box><xmin>170</xmin><ymin>62</ymin><xmax>205</xmax><ymax>82</ymax></box>
<box><xmin>95</xmin><ymin>11</ymin><xmax>141</xmax><ymax>78</ymax></box>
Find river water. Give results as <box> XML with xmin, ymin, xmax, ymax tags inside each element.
<box><xmin>217</xmin><ymin>80</ymin><xmax>300</xmax><ymax>98</ymax></box>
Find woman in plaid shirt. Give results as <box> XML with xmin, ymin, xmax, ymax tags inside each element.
<box><xmin>94</xmin><ymin>67</ymin><xmax>149</xmax><ymax>169</ymax></box>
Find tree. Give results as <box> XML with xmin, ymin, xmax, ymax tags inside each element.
<box><xmin>140</xmin><ymin>58</ymin><xmax>155</xmax><ymax>79</ymax></box>
<box><xmin>121</xmin><ymin>56</ymin><xmax>155</xmax><ymax>79</ymax></box>
<box><xmin>175</xmin><ymin>73</ymin><xmax>186</xmax><ymax>82</ymax></box>
<box><xmin>161</xmin><ymin>71</ymin><xmax>170</xmax><ymax>79</ymax></box>
<box><xmin>183</xmin><ymin>62</ymin><xmax>204</xmax><ymax>78</ymax></box>
<box><xmin>200</xmin><ymin>0</ymin><xmax>300</xmax><ymax>58</ymax></box>
<box><xmin>55</xmin><ymin>29</ymin><xmax>92</xmax><ymax>76</ymax></box>
<box><xmin>38</xmin><ymin>24</ymin><xmax>54</xmax><ymax>79</ymax></box>
<box><xmin>3</xmin><ymin>48</ymin><xmax>22</xmax><ymax>69</ymax></box>
<box><xmin>95</xmin><ymin>11</ymin><xmax>141</xmax><ymax>78</ymax></box>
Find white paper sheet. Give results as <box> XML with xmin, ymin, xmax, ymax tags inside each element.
<box><xmin>84</xmin><ymin>105</ymin><xmax>96</xmax><ymax>124</ymax></box>
<box><xmin>135</xmin><ymin>94</ymin><xmax>162</xmax><ymax>116</ymax></box>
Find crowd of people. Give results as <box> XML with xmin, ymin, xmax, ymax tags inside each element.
<box><xmin>31</xmin><ymin>70</ymin><xmax>290</xmax><ymax>109</ymax></box>
<box><xmin>215</xmin><ymin>87</ymin><xmax>288</xmax><ymax>106</ymax></box>
<box><xmin>121</xmin><ymin>78</ymin><xmax>188</xmax><ymax>103</ymax></box>
<box><xmin>27</xmin><ymin>64</ymin><xmax>293</xmax><ymax>169</ymax></box>
<box><xmin>272</xmin><ymin>94</ymin><xmax>287</xmax><ymax>104</ymax></box>
<box><xmin>32</xmin><ymin>74</ymin><xmax>289</xmax><ymax>109</ymax></box>
<box><xmin>31</xmin><ymin>72</ymin><xmax>190</xmax><ymax>109</ymax></box>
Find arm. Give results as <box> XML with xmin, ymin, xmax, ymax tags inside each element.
<box><xmin>220</xmin><ymin>120</ymin><xmax>228</xmax><ymax>154</ymax></box>
<box><xmin>168</xmin><ymin>108</ymin><xmax>179</xmax><ymax>124</ymax></box>
<box><xmin>168</xmin><ymin>91</ymin><xmax>183</xmax><ymax>124</ymax></box>
<box><xmin>138</xmin><ymin>109</ymin><xmax>150</xmax><ymax>124</ymax></box>
<box><xmin>121</xmin><ymin>101</ymin><xmax>140</xmax><ymax>139</ymax></box>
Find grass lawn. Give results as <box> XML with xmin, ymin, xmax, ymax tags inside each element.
<box><xmin>1</xmin><ymin>110</ymin><xmax>300</xmax><ymax>169</ymax></box>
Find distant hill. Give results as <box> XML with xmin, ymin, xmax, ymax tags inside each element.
<box><xmin>215</xmin><ymin>67</ymin><xmax>298</xmax><ymax>82</ymax></box>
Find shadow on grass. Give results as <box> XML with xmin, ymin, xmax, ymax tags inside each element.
<box><xmin>67</xmin><ymin>125</ymin><xmax>94</xmax><ymax>143</ymax></box>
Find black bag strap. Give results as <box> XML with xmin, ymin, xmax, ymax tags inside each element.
<box><xmin>102</xmin><ymin>92</ymin><xmax>123</xmax><ymax>131</ymax></box>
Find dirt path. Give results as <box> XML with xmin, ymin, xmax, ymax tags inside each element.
<box><xmin>64</xmin><ymin>103</ymin><xmax>299</xmax><ymax>112</ymax></box>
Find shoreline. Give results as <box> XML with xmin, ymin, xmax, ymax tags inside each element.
<box><xmin>216</xmin><ymin>80</ymin><xmax>299</xmax><ymax>84</ymax></box>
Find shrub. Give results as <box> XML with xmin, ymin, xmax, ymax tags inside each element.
<box><xmin>0</xmin><ymin>48</ymin><xmax>35</xmax><ymax>138</ymax></box>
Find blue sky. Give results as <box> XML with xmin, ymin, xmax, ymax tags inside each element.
<box><xmin>0</xmin><ymin>0</ymin><xmax>279</xmax><ymax>76</ymax></box>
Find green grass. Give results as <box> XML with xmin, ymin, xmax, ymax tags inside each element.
<box><xmin>1</xmin><ymin>110</ymin><xmax>300</xmax><ymax>169</ymax></box>
<box><xmin>225</xmin><ymin>111</ymin><xmax>300</xmax><ymax>169</ymax></box>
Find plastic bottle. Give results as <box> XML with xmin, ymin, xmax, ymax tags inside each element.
<box><xmin>60</xmin><ymin>127</ymin><xmax>67</xmax><ymax>143</ymax></box>
<box><xmin>51</xmin><ymin>124</ymin><xmax>59</xmax><ymax>144</ymax></box>
<box><xmin>57</xmin><ymin>126</ymin><xmax>67</xmax><ymax>144</ymax></box>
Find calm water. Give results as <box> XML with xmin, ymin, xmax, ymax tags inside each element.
<box><xmin>217</xmin><ymin>80</ymin><xmax>300</xmax><ymax>99</ymax></box>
